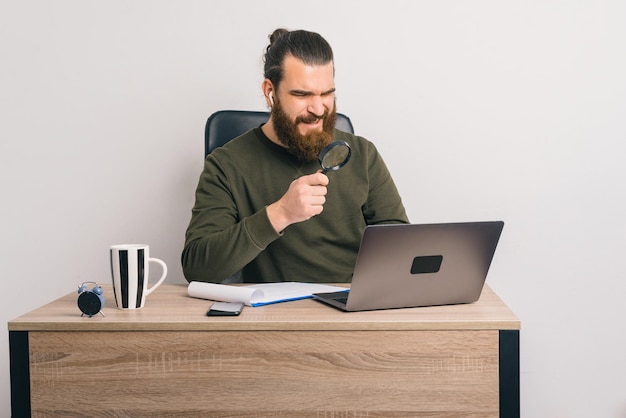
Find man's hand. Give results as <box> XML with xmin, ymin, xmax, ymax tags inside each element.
<box><xmin>267</xmin><ymin>171</ymin><xmax>329</xmax><ymax>233</ymax></box>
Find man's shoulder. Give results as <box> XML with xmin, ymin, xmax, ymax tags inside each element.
<box><xmin>205</xmin><ymin>127</ymin><xmax>284</xmax><ymax>177</ymax></box>
<box><xmin>333</xmin><ymin>129</ymin><xmax>376</xmax><ymax>152</ymax></box>
<box><xmin>221</xmin><ymin>127</ymin><xmax>262</xmax><ymax>150</ymax></box>
<box><xmin>208</xmin><ymin>128</ymin><xmax>265</xmax><ymax>160</ymax></box>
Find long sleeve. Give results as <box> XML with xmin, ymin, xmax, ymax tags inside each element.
<box><xmin>181</xmin><ymin>138</ymin><xmax>282</xmax><ymax>282</ymax></box>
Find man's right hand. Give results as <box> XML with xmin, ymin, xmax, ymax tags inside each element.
<box><xmin>266</xmin><ymin>171</ymin><xmax>329</xmax><ymax>233</ymax></box>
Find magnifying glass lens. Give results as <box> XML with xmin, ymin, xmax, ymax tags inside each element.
<box><xmin>319</xmin><ymin>141</ymin><xmax>351</xmax><ymax>173</ymax></box>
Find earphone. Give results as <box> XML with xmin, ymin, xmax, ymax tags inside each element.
<box><xmin>268</xmin><ymin>91</ymin><xmax>274</xmax><ymax>106</ymax></box>
<box><xmin>77</xmin><ymin>281</ymin><xmax>105</xmax><ymax>317</ymax></box>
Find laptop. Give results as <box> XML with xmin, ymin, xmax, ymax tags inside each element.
<box><xmin>312</xmin><ymin>221</ymin><xmax>504</xmax><ymax>311</ymax></box>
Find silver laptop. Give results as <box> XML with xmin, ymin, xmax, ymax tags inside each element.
<box><xmin>312</xmin><ymin>221</ymin><xmax>504</xmax><ymax>311</ymax></box>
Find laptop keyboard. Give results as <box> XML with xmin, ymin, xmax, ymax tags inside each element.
<box><xmin>333</xmin><ymin>296</ymin><xmax>348</xmax><ymax>305</ymax></box>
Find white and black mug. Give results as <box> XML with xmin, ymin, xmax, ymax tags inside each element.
<box><xmin>110</xmin><ymin>244</ymin><xmax>167</xmax><ymax>309</ymax></box>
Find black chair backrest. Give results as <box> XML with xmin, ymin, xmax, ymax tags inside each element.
<box><xmin>205</xmin><ymin>110</ymin><xmax>354</xmax><ymax>156</ymax></box>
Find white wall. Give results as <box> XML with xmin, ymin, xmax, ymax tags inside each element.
<box><xmin>1</xmin><ymin>0</ymin><xmax>625</xmax><ymax>416</ymax></box>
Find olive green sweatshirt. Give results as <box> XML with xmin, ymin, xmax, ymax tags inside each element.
<box><xmin>182</xmin><ymin>127</ymin><xmax>408</xmax><ymax>283</ymax></box>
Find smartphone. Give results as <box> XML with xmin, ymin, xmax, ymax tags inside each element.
<box><xmin>206</xmin><ymin>301</ymin><xmax>244</xmax><ymax>316</ymax></box>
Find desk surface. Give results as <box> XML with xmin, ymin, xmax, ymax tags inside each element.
<box><xmin>9</xmin><ymin>283</ymin><xmax>519</xmax><ymax>332</ymax></box>
<box><xmin>10</xmin><ymin>284</ymin><xmax>520</xmax><ymax>417</ymax></box>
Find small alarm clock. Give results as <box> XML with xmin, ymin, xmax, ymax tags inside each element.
<box><xmin>77</xmin><ymin>282</ymin><xmax>105</xmax><ymax>317</ymax></box>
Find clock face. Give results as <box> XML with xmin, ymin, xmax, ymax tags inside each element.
<box><xmin>78</xmin><ymin>292</ymin><xmax>102</xmax><ymax>316</ymax></box>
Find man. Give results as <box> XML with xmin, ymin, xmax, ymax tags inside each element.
<box><xmin>182</xmin><ymin>29</ymin><xmax>408</xmax><ymax>283</ymax></box>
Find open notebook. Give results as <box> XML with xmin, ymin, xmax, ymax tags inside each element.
<box><xmin>188</xmin><ymin>281</ymin><xmax>348</xmax><ymax>307</ymax></box>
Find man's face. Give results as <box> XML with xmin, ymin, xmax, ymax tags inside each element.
<box><xmin>270</xmin><ymin>55</ymin><xmax>337</xmax><ymax>162</ymax></box>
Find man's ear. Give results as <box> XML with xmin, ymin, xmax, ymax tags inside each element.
<box><xmin>262</xmin><ymin>79</ymin><xmax>275</xmax><ymax>108</ymax></box>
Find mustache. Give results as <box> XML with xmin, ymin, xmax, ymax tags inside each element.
<box><xmin>295</xmin><ymin>110</ymin><xmax>329</xmax><ymax>124</ymax></box>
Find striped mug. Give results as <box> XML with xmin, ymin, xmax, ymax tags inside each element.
<box><xmin>110</xmin><ymin>244</ymin><xmax>167</xmax><ymax>309</ymax></box>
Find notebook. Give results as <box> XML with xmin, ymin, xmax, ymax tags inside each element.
<box><xmin>312</xmin><ymin>221</ymin><xmax>504</xmax><ymax>311</ymax></box>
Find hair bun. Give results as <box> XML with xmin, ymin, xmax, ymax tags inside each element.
<box><xmin>268</xmin><ymin>28</ymin><xmax>289</xmax><ymax>47</ymax></box>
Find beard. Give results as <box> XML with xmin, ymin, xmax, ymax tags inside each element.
<box><xmin>271</xmin><ymin>99</ymin><xmax>337</xmax><ymax>163</ymax></box>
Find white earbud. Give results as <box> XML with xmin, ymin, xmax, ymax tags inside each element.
<box><xmin>269</xmin><ymin>91</ymin><xmax>274</xmax><ymax>106</ymax></box>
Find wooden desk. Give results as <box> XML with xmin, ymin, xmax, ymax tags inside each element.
<box><xmin>9</xmin><ymin>284</ymin><xmax>520</xmax><ymax>417</ymax></box>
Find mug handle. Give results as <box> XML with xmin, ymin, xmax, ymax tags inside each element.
<box><xmin>145</xmin><ymin>257</ymin><xmax>168</xmax><ymax>296</ymax></box>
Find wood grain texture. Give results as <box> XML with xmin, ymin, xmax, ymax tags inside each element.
<box><xmin>29</xmin><ymin>330</ymin><xmax>499</xmax><ymax>417</ymax></box>
<box><xmin>9</xmin><ymin>284</ymin><xmax>519</xmax><ymax>417</ymax></box>
<box><xmin>9</xmin><ymin>284</ymin><xmax>520</xmax><ymax>332</ymax></box>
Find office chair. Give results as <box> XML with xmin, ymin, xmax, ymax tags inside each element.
<box><xmin>205</xmin><ymin>110</ymin><xmax>354</xmax><ymax>156</ymax></box>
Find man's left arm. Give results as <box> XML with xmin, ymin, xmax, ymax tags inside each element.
<box><xmin>362</xmin><ymin>141</ymin><xmax>410</xmax><ymax>225</ymax></box>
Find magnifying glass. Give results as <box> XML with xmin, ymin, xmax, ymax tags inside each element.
<box><xmin>318</xmin><ymin>140</ymin><xmax>352</xmax><ymax>174</ymax></box>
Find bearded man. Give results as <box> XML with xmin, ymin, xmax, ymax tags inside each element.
<box><xmin>182</xmin><ymin>29</ymin><xmax>408</xmax><ymax>283</ymax></box>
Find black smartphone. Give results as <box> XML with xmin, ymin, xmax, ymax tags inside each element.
<box><xmin>206</xmin><ymin>302</ymin><xmax>244</xmax><ymax>316</ymax></box>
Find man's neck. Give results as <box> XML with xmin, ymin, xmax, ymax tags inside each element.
<box><xmin>261</xmin><ymin>119</ymin><xmax>286</xmax><ymax>147</ymax></box>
